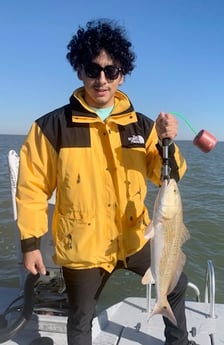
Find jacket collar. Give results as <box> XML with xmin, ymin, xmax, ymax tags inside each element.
<box><xmin>69</xmin><ymin>87</ymin><xmax>136</xmax><ymax>124</ymax></box>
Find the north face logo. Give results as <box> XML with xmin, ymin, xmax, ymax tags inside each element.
<box><xmin>127</xmin><ymin>135</ymin><xmax>145</xmax><ymax>144</ymax></box>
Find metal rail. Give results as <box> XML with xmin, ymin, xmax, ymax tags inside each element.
<box><xmin>146</xmin><ymin>283</ymin><xmax>152</xmax><ymax>312</ymax></box>
<box><xmin>187</xmin><ymin>282</ymin><xmax>201</xmax><ymax>302</ymax></box>
<box><xmin>204</xmin><ymin>259</ymin><xmax>216</xmax><ymax>318</ymax></box>
<box><xmin>146</xmin><ymin>281</ymin><xmax>201</xmax><ymax>312</ymax></box>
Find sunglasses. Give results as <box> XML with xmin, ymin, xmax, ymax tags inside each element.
<box><xmin>82</xmin><ymin>63</ymin><xmax>122</xmax><ymax>80</ymax></box>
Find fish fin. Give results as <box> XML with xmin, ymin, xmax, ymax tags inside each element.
<box><xmin>181</xmin><ymin>224</ymin><xmax>190</xmax><ymax>244</ymax></box>
<box><xmin>141</xmin><ymin>268</ymin><xmax>155</xmax><ymax>285</ymax></box>
<box><xmin>144</xmin><ymin>222</ymin><xmax>155</xmax><ymax>240</ymax></box>
<box><xmin>148</xmin><ymin>299</ymin><xmax>177</xmax><ymax>326</ymax></box>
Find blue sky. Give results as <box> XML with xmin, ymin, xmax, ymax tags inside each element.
<box><xmin>0</xmin><ymin>0</ymin><xmax>223</xmax><ymax>141</ymax></box>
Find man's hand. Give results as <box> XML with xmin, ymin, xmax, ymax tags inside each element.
<box><xmin>155</xmin><ymin>112</ymin><xmax>178</xmax><ymax>140</ymax></box>
<box><xmin>23</xmin><ymin>249</ymin><xmax>46</xmax><ymax>275</ymax></box>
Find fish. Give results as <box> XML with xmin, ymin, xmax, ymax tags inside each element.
<box><xmin>142</xmin><ymin>178</ymin><xmax>190</xmax><ymax>326</ymax></box>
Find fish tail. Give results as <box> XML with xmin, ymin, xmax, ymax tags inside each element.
<box><xmin>148</xmin><ymin>300</ymin><xmax>177</xmax><ymax>326</ymax></box>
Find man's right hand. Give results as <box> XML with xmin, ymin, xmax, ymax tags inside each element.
<box><xmin>23</xmin><ymin>249</ymin><xmax>46</xmax><ymax>275</ymax></box>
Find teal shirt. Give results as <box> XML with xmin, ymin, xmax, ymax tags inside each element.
<box><xmin>91</xmin><ymin>105</ymin><xmax>114</xmax><ymax>121</ymax></box>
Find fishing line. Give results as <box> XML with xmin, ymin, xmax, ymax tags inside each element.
<box><xmin>170</xmin><ymin>112</ymin><xmax>197</xmax><ymax>135</ymax></box>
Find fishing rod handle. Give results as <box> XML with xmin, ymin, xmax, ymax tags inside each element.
<box><xmin>162</xmin><ymin>138</ymin><xmax>171</xmax><ymax>180</ymax></box>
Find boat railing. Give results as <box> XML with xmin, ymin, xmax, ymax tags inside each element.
<box><xmin>187</xmin><ymin>282</ymin><xmax>201</xmax><ymax>302</ymax></box>
<box><xmin>146</xmin><ymin>282</ymin><xmax>152</xmax><ymax>312</ymax></box>
<box><xmin>146</xmin><ymin>282</ymin><xmax>201</xmax><ymax>313</ymax></box>
<box><xmin>204</xmin><ymin>259</ymin><xmax>216</xmax><ymax>318</ymax></box>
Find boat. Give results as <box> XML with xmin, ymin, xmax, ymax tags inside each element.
<box><xmin>0</xmin><ymin>150</ymin><xmax>223</xmax><ymax>345</ymax></box>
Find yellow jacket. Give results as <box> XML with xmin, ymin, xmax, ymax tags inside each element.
<box><xmin>16</xmin><ymin>88</ymin><xmax>187</xmax><ymax>272</ymax></box>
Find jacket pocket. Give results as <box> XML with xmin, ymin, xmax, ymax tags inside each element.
<box><xmin>54</xmin><ymin>211</ymin><xmax>97</xmax><ymax>264</ymax></box>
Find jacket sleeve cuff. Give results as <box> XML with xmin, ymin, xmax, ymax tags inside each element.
<box><xmin>21</xmin><ymin>237</ymin><xmax>41</xmax><ymax>253</ymax></box>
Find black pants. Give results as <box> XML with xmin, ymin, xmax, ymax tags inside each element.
<box><xmin>63</xmin><ymin>241</ymin><xmax>189</xmax><ymax>345</ymax></box>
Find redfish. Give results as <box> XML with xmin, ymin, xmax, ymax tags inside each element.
<box><xmin>142</xmin><ymin>178</ymin><xmax>190</xmax><ymax>326</ymax></box>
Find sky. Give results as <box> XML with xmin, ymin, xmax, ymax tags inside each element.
<box><xmin>0</xmin><ymin>0</ymin><xmax>223</xmax><ymax>141</ymax></box>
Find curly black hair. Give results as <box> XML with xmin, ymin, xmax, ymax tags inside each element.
<box><xmin>66</xmin><ymin>19</ymin><xmax>136</xmax><ymax>75</ymax></box>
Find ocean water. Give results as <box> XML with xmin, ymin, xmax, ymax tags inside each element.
<box><xmin>0</xmin><ymin>134</ymin><xmax>223</xmax><ymax>312</ymax></box>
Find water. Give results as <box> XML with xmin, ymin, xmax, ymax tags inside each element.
<box><xmin>0</xmin><ymin>135</ymin><xmax>223</xmax><ymax>313</ymax></box>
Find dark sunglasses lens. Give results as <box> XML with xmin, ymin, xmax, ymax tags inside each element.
<box><xmin>84</xmin><ymin>64</ymin><xmax>100</xmax><ymax>78</ymax></box>
<box><xmin>104</xmin><ymin>66</ymin><xmax>120</xmax><ymax>80</ymax></box>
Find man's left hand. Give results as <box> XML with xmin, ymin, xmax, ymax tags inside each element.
<box><xmin>155</xmin><ymin>112</ymin><xmax>178</xmax><ymax>140</ymax></box>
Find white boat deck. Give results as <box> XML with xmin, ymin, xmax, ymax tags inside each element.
<box><xmin>1</xmin><ymin>288</ymin><xmax>224</xmax><ymax>345</ymax></box>
<box><xmin>92</xmin><ymin>297</ymin><xmax>223</xmax><ymax>345</ymax></box>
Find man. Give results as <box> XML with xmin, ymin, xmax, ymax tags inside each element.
<box><xmin>16</xmin><ymin>19</ymin><xmax>197</xmax><ymax>345</ymax></box>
